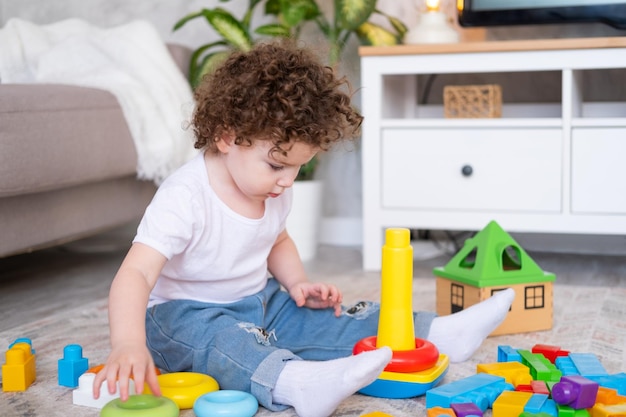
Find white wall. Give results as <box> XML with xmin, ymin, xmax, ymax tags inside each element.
<box><xmin>2</xmin><ymin>0</ymin><xmax>624</xmax><ymax>252</ymax></box>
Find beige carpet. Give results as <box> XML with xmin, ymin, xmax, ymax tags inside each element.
<box><xmin>1</xmin><ymin>270</ymin><xmax>625</xmax><ymax>417</ymax></box>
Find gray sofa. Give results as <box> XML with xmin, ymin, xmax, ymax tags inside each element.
<box><xmin>0</xmin><ymin>44</ymin><xmax>191</xmax><ymax>257</ymax></box>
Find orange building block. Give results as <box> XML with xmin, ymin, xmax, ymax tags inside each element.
<box><xmin>2</xmin><ymin>342</ymin><xmax>36</xmax><ymax>391</ymax></box>
<box><xmin>427</xmin><ymin>406</ymin><xmax>456</xmax><ymax>417</ymax></box>
<box><xmin>595</xmin><ymin>386</ymin><xmax>626</xmax><ymax>406</ymax></box>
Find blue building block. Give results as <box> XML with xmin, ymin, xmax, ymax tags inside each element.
<box><xmin>522</xmin><ymin>394</ymin><xmax>558</xmax><ymax>417</ymax></box>
<box><xmin>540</xmin><ymin>398</ymin><xmax>558</xmax><ymax>417</ymax></box>
<box><xmin>9</xmin><ymin>337</ymin><xmax>35</xmax><ymax>354</ymax></box>
<box><xmin>569</xmin><ymin>353</ymin><xmax>608</xmax><ymax>378</ymax></box>
<box><xmin>426</xmin><ymin>373</ymin><xmax>513</xmax><ymax>412</ymax></box>
<box><xmin>498</xmin><ymin>345</ymin><xmax>522</xmax><ymax>363</ymax></box>
<box><xmin>58</xmin><ymin>344</ymin><xmax>89</xmax><ymax>388</ymax></box>
<box><xmin>587</xmin><ymin>373</ymin><xmax>626</xmax><ymax>396</ymax></box>
<box><xmin>525</xmin><ymin>393</ymin><xmax>550</xmax><ymax>414</ymax></box>
<box><xmin>556</xmin><ymin>356</ymin><xmax>578</xmax><ymax>376</ymax></box>
<box><xmin>557</xmin><ymin>353</ymin><xmax>608</xmax><ymax>378</ymax></box>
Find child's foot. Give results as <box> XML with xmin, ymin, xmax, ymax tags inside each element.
<box><xmin>272</xmin><ymin>346</ymin><xmax>392</xmax><ymax>417</ymax></box>
<box><xmin>427</xmin><ymin>288</ymin><xmax>515</xmax><ymax>362</ymax></box>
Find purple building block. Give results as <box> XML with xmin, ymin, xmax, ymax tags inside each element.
<box><xmin>451</xmin><ymin>402</ymin><xmax>483</xmax><ymax>417</ymax></box>
<box><xmin>551</xmin><ymin>375</ymin><xmax>599</xmax><ymax>409</ymax></box>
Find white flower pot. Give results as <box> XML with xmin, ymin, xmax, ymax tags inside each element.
<box><xmin>286</xmin><ymin>180</ymin><xmax>323</xmax><ymax>262</ymax></box>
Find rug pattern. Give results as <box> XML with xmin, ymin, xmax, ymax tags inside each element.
<box><xmin>1</xmin><ymin>276</ymin><xmax>625</xmax><ymax>417</ymax></box>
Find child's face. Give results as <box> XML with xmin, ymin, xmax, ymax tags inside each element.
<box><xmin>223</xmin><ymin>138</ymin><xmax>318</xmax><ymax>202</ymax></box>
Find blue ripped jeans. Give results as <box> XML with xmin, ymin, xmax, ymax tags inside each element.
<box><xmin>145</xmin><ymin>278</ymin><xmax>436</xmax><ymax>411</ymax></box>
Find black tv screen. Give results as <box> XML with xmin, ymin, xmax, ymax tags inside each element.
<box><xmin>458</xmin><ymin>0</ymin><xmax>626</xmax><ymax>30</ymax></box>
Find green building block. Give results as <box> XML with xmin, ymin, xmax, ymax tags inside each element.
<box><xmin>520</xmin><ymin>350</ymin><xmax>562</xmax><ymax>383</ymax></box>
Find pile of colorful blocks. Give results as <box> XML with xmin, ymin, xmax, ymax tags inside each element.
<box><xmin>426</xmin><ymin>344</ymin><xmax>626</xmax><ymax>417</ymax></box>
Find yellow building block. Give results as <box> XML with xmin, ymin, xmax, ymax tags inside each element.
<box><xmin>2</xmin><ymin>342</ymin><xmax>36</xmax><ymax>391</ymax></box>
<box><xmin>361</xmin><ymin>412</ymin><xmax>395</xmax><ymax>417</ymax></box>
<box><xmin>477</xmin><ymin>361</ymin><xmax>533</xmax><ymax>387</ymax></box>
<box><xmin>492</xmin><ymin>390</ymin><xmax>533</xmax><ymax>417</ymax></box>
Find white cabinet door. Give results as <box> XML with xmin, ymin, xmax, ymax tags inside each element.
<box><xmin>381</xmin><ymin>128</ymin><xmax>562</xmax><ymax>212</ymax></box>
<box><xmin>572</xmin><ymin>128</ymin><xmax>626</xmax><ymax>214</ymax></box>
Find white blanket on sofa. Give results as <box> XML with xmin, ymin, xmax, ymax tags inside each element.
<box><xmin>0</xmin><ymin>18</ymin><xmax>198</xmax><ymax>184</ymax></box>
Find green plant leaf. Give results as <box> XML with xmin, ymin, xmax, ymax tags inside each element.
<box><xmin>336</xmin><ymin>0</ymin><xmax>377</xmax><ymax>30</ymax></box>
<box><xmin>296</xmin><ymin>156</ymin><xmax>319</xmax><ymax>181</ymax></box>
<box><xmin>191</xmin><ymin>50</ymin><xmax>232</xmax><ymax>89</ymax></box>
<box><xmin>172</xmin><ymin>10</ymin><xmax>205</xmax><ymax>31</ymax></box>
<box><xmin>265</xmin><ymin>0</ymin><xmax>281</xmax><ymax>15</ymax></box>
<box><xmin>189</xmin><ymin>41</ymin><xmax>228</xmax><ymax>85</ymax></box>
<box><xmin>202</xmin><ymin>8</ymin><xmax>254</xmax><ymax>52</ymax></box>
<box><xmin>355</xmin><ymin>21</ymin><xmax>399</xmax><ymax>46</ymax></box>
<box><xmin>380</xmin><ymin>12</ymin><xmax>409</xmax><ymax>36</ymax></box>
<box><xmin>279</xmin><ymin>0</ymin><xmax>320</xmax><ymax>27</ymax></box>
<box><xmin>255</xmin><ymin>23</ymin><xmax>292</xmax><ymax>37</ymax></box>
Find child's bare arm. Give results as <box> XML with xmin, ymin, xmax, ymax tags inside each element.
<box><xmin>93</xmin><ymin>243</ymin><xmax>167</xmax><ymax>401</ymax></box>
<box><xmin>268</xmin><ymin>230</ymin><xmax>343</xmax><ymax>316</ymax></box>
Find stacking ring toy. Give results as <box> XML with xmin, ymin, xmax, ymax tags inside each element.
<box><xmin>144</xmin><ymin>372</ymin><xmax>219</xmax><ymax>409</ymax></box>
<box><xmin>194</xmin><ymin>390</ymin><xmax>258</xmax><ymax>417</ymax></box>
<box><xmin>353</xmin><ymin>336</ymin><xmax>439</xmax><ymax>373</ymax></box>
<box><xmin>100</xmin><ymin>394</ymin><xmax>178</xmax><ymax>417</ymax></box>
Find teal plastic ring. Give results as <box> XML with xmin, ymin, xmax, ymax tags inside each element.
<box><xmin>193</xmin><ymin>390</ymin><xmax>258</xmax><ymax>417</ymax></box>
<box><xmin>100</xmin><ymin>394</ymin><xmax>178</xmax><ymax>417</ymax></box>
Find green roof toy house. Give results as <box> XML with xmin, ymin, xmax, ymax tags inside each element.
<box><xmin>433</xmin><ymin>220</ymin><xmax>556</xmax><ymax>335</ymax></box>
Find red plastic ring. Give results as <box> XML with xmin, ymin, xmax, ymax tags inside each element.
<box><xmin>353</xmin><ymin>336</ymin><xmax>439</xmax><ymax>373</ymax></box>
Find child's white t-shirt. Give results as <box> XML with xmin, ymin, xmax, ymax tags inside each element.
<box><xmin>134</xmin><ymin>153</ymin><xmax>292</xmax><ymax>307</ymax></box>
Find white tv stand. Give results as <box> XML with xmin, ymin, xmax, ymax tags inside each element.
<box><xmin>360</xmin><ymin>37</ymin><xmax>626</xmax><ymax>270</ymax></box>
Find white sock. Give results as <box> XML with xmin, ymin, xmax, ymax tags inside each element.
<box><xmin>427</xmin><ymin>288</ymin><xmax>515</xmax><ymax>362</ymax></box>
<box><xmin>272</xmin><ymin>347</ymin><xmax>392</xmax><ymax>417</ymax></box>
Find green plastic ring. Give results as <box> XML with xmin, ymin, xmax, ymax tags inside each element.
<box><xmin>100</xmin><ymin>394</ymin><xmax>179</xmax><ymax>417</ymax></box>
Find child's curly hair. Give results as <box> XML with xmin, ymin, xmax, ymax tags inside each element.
<box><xmin>192</xmin><ymin>40</ymin><xmax>363</xmax><ymax>157</ymax></box>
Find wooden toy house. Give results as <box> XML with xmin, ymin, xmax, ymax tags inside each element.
<box><xmin>433</xmin><ymin>221</ymin><xmax>555</xmax><ymax>336</ymax></box>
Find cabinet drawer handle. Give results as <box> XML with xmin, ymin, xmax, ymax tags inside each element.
<box><xmin>461</xmin><ymin>165</ymin><xmax>473</xmax><ymax>177</ymax></box>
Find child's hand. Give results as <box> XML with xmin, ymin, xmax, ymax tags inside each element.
<box><xmin>92</xmin><ymin>342</ymin><xmax>161</xmax><ymax>401</ymax></box>
<box><xmin>289</xmin><ymin>282</ymin><xmax>343</xmax><ymax>317</ymax></box>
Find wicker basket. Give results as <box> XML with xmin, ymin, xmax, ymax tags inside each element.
<box><xmin>443</xmin><ymin>84</ymin><xmax>502</xmax><ymax>118</ymax></box>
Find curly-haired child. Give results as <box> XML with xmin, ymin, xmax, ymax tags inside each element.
<box><xmin>94</xmin><ymin>40</ymin><xmax>514</xmax><ymax>417</ymax></box>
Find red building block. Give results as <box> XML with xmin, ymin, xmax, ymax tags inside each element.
<box><xmin>532</xmin><ymin>344</ymin><xmax>570</xmax><ymax>364</ymax></box>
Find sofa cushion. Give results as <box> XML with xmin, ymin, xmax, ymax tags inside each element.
<box><xmin>0</xmin><ymin>84</ymin><xmax>138</xmax><ymax>198</ymax></box>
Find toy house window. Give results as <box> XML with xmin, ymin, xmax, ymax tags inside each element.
<box><xmin>502</xmin><ymin>245</ymin><xmax>522</xmax><ymax>271</ymax></box>
<box><xmin>451</xmin><ymin>283</ymin><xmax>464</xmax><ymax>313</ymax></box>
<box><xmin>524</xmin><ymin>285</ymin><xmax>545</xmax><ymax>309</ymax></box>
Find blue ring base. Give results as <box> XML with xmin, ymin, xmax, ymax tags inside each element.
<box><xmin>358</xmin><ymin>369</ymin><xmax>447</xmax><ymax>399</ymax></box>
